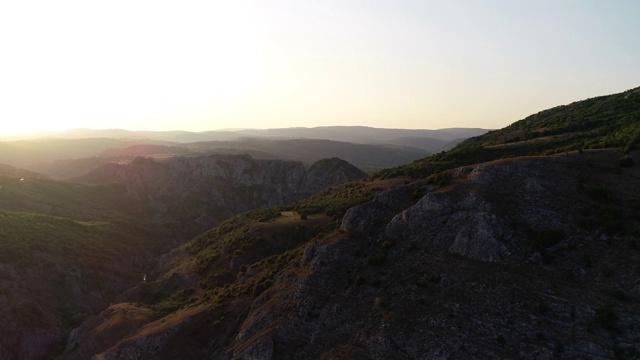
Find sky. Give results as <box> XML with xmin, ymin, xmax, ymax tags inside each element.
<box><xmin>1</xmin><ymin>0</ymin><xmax>639</xmax><ymax>136</ymax></box>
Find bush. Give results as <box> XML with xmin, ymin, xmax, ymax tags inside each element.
<box><xmin>426</xmin><ymin>172</ymin><xmax>452</xmax><ymax>188</ymax></box>
<box><xmin>619</xmin><ymin>155</ymin><xmax>634</xmax><ymax>167</ymax></box>
<box><xmin>249</xmin><ymin>208</ymin><xmax>282</xmax><ymax>222</ymax></box>
<box><xmin>252</xmin><ymin>279</ymin><xmax>273</xmax><ymax>296</ymax></box>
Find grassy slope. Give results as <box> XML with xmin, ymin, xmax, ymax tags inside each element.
<box><xmin>0</xmin><ymin>175</ymin><xmax>172</xmax><ymax>357</ymax></box>
<box><xmin>378</xmin><ymin>86</ymin><xmax>640</xmax><ymax>179</ymax></box>
<box><xmin>143</xmin><ymin>179</ymin><xmax>388</xmax><ymax>313</ymax></box>
<box><xmin>63</xmin><ymin>177</ymin><xmax>411</xmax><ymax>358</ymax></box>
<box><xmin>0</xmin><ymin>176</ymin><xmax>142</xmax><ymax>221</ymax></box>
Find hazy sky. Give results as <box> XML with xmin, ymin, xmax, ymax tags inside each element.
<box><xmin>1</xmin><ymin>0</ymin><xmax>639</xmax><ymax>135</ymax></box>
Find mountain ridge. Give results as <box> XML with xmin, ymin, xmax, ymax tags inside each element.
<box><xmin>76</xmin><ymin>155</ymin><xmax>367</xmax><ymax>239</ymax></box>
<box><xmin>1</xmin><ymin>126</ymin><xmax>489</xmax><ymax>144</ymax></box>
<box><xmin>59</xmin><ymin>86</ymin><xmax>640</xmax><ymax>359</ymax></box>
<box><xmin>3</xmin><ymin>87</ymin><xmax>640</xmax><ymax>358</ymax></box>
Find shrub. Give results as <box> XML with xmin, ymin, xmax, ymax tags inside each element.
<box><xmin>619</xmin><ymin>155</ymin><xmax>634</xmax><ymax>167</ymax></box>
<box><xmin>252</xmin><ymin>279</ymin><xmax>273</xmax><ymax>296</ymax></box>
<box><xmin>427</xmin><ymin>172</ymin><xmax>452</xmax><ymax>188</ymax></box>
<box><xmin>250</xmin><ymin>209</ymin><xmax>281</xmax><ymax>222</ymax></box>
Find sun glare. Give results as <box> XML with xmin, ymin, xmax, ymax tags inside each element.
<box><xmin>0</xmin><ymin>1</ymin><xmax>262</xmax><ymax>136</ymax></box>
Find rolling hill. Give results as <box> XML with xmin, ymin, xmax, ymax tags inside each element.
<box><xmin>17</xmin><ymin>137</ymin><xmax>430</xmax><ymax>180</ymax></box>
<box><xmin>378</xmin><ymin>86</ymin><xmax>640</xmax><ymax>179</ymax></box>
<box><xmin>58</xmin><ymin>87</ymin><xmax>640</xmax><ymax>359</ymax></box>
<box><xmin>2</xmin><ymin>126</ymin><xmax>489</xmax><ymax>147</ymax></box>
<box><xmin>0</xmin><ymin>154</ymin><xmax>368</xmax><ymax>359</ymax></box>
<box><xmin>1</xmin><ymin>127</ymin><xmax>488</xmax><ymax>181</ymax></box>
<box><xmin>0</xmin><ymin>175</ymin><xmax>171</xmax><ymax>359</ymax></box>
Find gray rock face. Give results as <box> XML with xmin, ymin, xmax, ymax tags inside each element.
<box><xmin>64</xmin><ymin>153</ymin><xmax>640</xmax><ymax>359</ymax></box>
<box><xmin>299</xmin><ymin>157</ymin><xmax>366</xmax><ymax>194</ymax></box>
<box><xmin>83</xmin><ymin>155</ymin><xmax>307</xmax><ymax>208</ymax></box>
<box><xmin>384</xmin><ymin>157</ymin><xmax>578</xmax><ymax>262</ymax></box>
<box><xmin>230</xmin><ymin>155</ymin><xmax>637</xmax><ymax>359</ymax></box>
<box><xmin>79</xmin><ymin>155</ymin><xmax>365</xmax><ymax>237</ymax></box>
<box><xmin>341</xmin><ymin>185</ymin><xmax>416</xmax><ymax>236</ymax></box>
<box><xmin>386</xmin><ymin>188</ymin><xmax>512</xmax><ymax>262</ymax></box>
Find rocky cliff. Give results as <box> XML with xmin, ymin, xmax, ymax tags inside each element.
<box><xmin>231</xmin><ymin>151</ymin><xmax>640</xmax><ymax>359</ymax></box>
<box><xmin>78</xmin><ymin>155</ymin><xmax>366</xmax><ymax>238</ymax></box>
<box><xmin>63</xmin><ymin>150</ymin><xmax>640</xmax><ymax>359</ymax></box>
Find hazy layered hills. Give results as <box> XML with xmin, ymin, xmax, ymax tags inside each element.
<box><xmin>0</xmin><ymin>126</ymin><xmax>489</xmax><ymax>179</ymax></box>
<box><xmin>0</xmin><ymin>163</ymin><xmax>44</xmax><ymax>179</ymax></box>
<box><xmin>58</xmin><ymin>87</ymin><xmax>640</xmax><ymax>359</ymax></box>
<box><xmin>2</xmin><ymin>126</ymin><xmax>488</xmax><ymax>148</ymax></box>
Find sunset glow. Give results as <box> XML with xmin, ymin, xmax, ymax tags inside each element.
<box><xmin>1</xmin><ymin>0</ymin><xmax>639</xmax><ymax>136</ymax></box>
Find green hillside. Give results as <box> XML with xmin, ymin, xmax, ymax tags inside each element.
<box><xmin>0</xmin><ymin>211</ymin><xmax>141</xmax><ymax>263</ymax></box>
<box><xmin>379</xmin><ymin>87</ymin><xmax>640</xmax><ymax>178</ymax></box>
<box><xmin>132</xmin><ymin>178</ymin><xmax>392</xmax><ymax>315</ymax></box>
<box><xmin>0</xmin><ymin>175</ymin><xmax>146</xmax><ymax>221</ymax></box>
<box><xmin>0</xmin><ymin>176</ymin><xmax>171</xmax><ymax>358</ymax></box>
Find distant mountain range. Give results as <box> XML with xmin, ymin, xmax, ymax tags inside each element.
<box><xmin>0</xmin><ymin>126</ymin><xmax>490</xmax><ymax>177</ymax></box>
<box><xmin>2</xmin><ymin>126</ymin><xmax>489</xmax><ymax>148</ymax></box>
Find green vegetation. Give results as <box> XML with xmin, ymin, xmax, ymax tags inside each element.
<box><xmin>0</xmin><ymin>211</ymin><xmax>149</xmax><ymax>265</ymax></box>
<box><xmin>426</xmin><ymin>171</ymin><xmax>452</xmax><ymax>188</ymax></box>
<box><xmin>377</xmin><ymin>87</ymin><xmax>640</xmax><ymax>179</ymax></box>
<box><xmin>619</xmin><ymin>155</ymin><xmax>635</xmax><ymax>167</ymax></box>
<box><xmin>291</xmin><ymin>181</ymin><xmax>377</xmax><ymax>218</ymax></box>
<box><xmin>140</xmin><ymin>171</ymin><xmax>399</xmax><ymax>318</ymax></box>
<box><xmin>248</xmin><ymin>208</ymin><xmax>281</xmax><ymax>222</ymax></box>
<box><xmin>136</xmin><ymin>202</ymin><xmax>337</xmax><ymax>315</ymax></box>
<box><xmin>0</xmin><ymin>172</ymin><xmax>173</xmax><ymax>341</ymax></box>
<box><xmin>0</xmin><ymin>175</ymin><xmax>144</xmax><ymax>221</ymax></box>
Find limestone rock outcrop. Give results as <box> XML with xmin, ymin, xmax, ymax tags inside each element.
<box><xmin>64</xmin><ymin>153</ymin><xmax>640</xmax><ymax>360</ymax></box>
<box><xmin>78</xmin><ymin>155</ymin><xmax>366</xmax><ymax>237</ymax></box>
<box><xmin>299</xmin><ymin>157</ymin><xmax>366</xmax><ymax>195</ymax></box>
<box><xmin>230</xmin><ymin>155</ymin><xmax>637</xmax><ymax>359</ymax></box>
